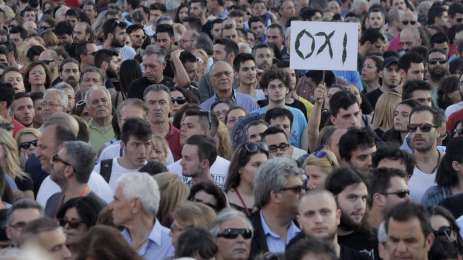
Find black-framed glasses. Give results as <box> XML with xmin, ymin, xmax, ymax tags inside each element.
<box><xmin>171</xmin><ymin>97</ymin><xmax>187</xmax><ymax>104</ymax></box>
<box><xmin>408</xmin><ymin>123</ymin><xmax>437</xmax><ymax>133</ymax></box>
<box><xmin>217</xmin><ymin>228</ymin><xmax>253</xmax><ymax>240</ymax></box>
<box><xmin>243</xmin><ymin>142</ymin><xmax>269</xmax><ymax>154</ymax></box>
<box><xmin>382</xmin><ymin>190</ymin><xmax>410</xmax><ymax>198</ymax></box>
<box><xmin>402</xmin><ymin>20</ymin><xmax>417</xmax><ymax>26</ymax></box>
<box><xmin>52</xmin><ymin>154</ymin><xmax>72</xmax><ymax>166</ymax></box>
<box><xmin>268</xmin><ymin>143</ymin><xmax>290</xmax><ymax>152</ymax></box>
<box><xmin>428</xmin><ymin>59</ymin><xmax>447</xmax><ymax>65</ymax></box>
<box><xmin>59</xmin><ymin>218</ymin><xmax>84</xmax><ymax>229</ymax></box>
<box><xmin>280</xmin><ymin>185</ymin><xmax>307</xmax><ymax>194</ymax></box>
<box><xmin>19</xmin><ymin>140</ymin><xmax>38</xmax><ymax>149</ymax></box>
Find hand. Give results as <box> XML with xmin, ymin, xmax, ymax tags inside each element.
<box><xmin>313</xmin><ymin>83</ymin><xmax>326</xmax><ymax>105</ymax></box>
<box><xmin>170</xmin><ymin>49</ymin><xmax>183</xmax><ymax>61</ymax></box>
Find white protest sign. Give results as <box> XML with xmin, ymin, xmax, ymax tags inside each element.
<box><xmin>290</xmin><ymin>21</ymin><xmax>359</xmax><ymax>71</ymax></box>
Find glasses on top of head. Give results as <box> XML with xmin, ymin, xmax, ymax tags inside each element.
<box><xmin>312</xmin><ymin>150</ymin><xmax>335</xmax><ymax>167</ymax></box>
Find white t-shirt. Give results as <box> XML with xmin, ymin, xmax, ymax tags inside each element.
<box><xmin>408</xmin><ymin>167</ymin><xmax>437</xmax><ymax>203</ymax></box>
<box><xmin>292</xmin><ymin>147</ymin><xmax>307</xmax><ymax>160</ymax></box>
<box><xmin>36</xmin><ymin>172</ymin><xmax>114</xmax><ymax>207</ymax></box>
<box><xmin>97</xmin><ymin>141</ymin><xmax>174</xmax><ymax>165</ymax></box>
<box><xmin>93</xmin><ymin>158</ymin><xmax>141</xmax><ymax>191</ymax></box>
<box><xmin>167</xmin><ymin>156</ymin><xmax>230</xmax><ymax>189</ymax></box>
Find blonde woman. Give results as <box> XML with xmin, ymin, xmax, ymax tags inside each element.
<box><xmin>216</xmin><ymin>121</ymin><xmax>233</xmax><ymax>160</ymax></box>
<box><xmin>0</xmin><ymin>129</ymin><xmax>34</xmax><ymax>200</ymax></box>
<box><xmin>15</xmin><ymin>128</ymin><xmax>40</xmax><ymax>168</ymax></box>
<box><xmin>372</xmin><ymin>91</ymin><xmax>402</xmax><ymax>134</ymax></box>
<box><xmin>303</xmin><ymin>150</ymin><xmax>339</xmax><ymax>190</ymax></box>
<box><xmin>149</xmin><ymin>135</ymin><xmax>169</xmax><ymax>165</ymax></box>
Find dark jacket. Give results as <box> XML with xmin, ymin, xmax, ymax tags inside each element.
<box><xmin>249</xmin><ymin>211</ymin><xmax>269</xmax><ymax>258</ymax></box>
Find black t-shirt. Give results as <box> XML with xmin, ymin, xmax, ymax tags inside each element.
<box><xmin>365</xmin><ymin>88</ymin><xmax>383</xmax><ymax>109</ymax></box>
<box><xmin>338</xmin><ymin>230</ymin><xmax>379</xmax><ymax>260</ymax></box>
<box><xmin>440</xmin><ymin>193</ymin><xmax>463</xmax><ymax>218</ymax></box>
<box><xmin>340</xmin><ymin>245</ymin><xmax>373</xmax><ymax>260</ymax></box>
<box><xmin>127</xmin><ymin>77</ymin><xmax>175</xmax><ymax>100</ymax></box>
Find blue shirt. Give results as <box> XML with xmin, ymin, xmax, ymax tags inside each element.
<box><xmin>122</xmin><ymin>220</ymin><xmax>174</xmax><ymax>260</ymax></box>
<box><xmin>251</xmin><ymin>106</ymin><xmax>308</xmax><ymax>148</ymax></box>
<box><xmin>200</xmin><ymin>90</ymin><xmax>259</xmax><ymax>113</ymax></box>
<box><xmin>333</xmin><ymin>70</ymin><xmax>364</xmax><ymax>91</ymax></box>
<box><xmin>259</xmin><ymin>210</ymin><xmax>300</xmax><ymax>253</ymax></box>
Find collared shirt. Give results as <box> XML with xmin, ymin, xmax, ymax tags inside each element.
<box><xmin>259</xmin><ymin>210</ymin><xmax>300</xmax><ymax>253</ymax></box>
<box><xmin>122</xmin><ymin>220</ymin><xmax>174</xmax><ymax>260</ymax></box>
<box><xmin>200</xmin><ymin>90</ymin><xmax>259</xmax><ymax>113</ymax></box>
<box><xmin>88</xmin><ymin>119</ymin><xmax>115</xmax><ymax>153</ymax></box>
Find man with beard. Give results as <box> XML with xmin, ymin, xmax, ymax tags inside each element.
<box><xmin>325</xmin><ymin>167</ymin><xmax>377</xmax><ymax>259</ymax></box>
<box><xmin>297</xmin><ymin>190</ymin><xmax>372</xmax><ymax>259</ymax></box>
<box><xmin>407</xmin><ymin>106</ymin><xmax>444</xmax><ymax>203</ymax></box>
<box><xmin>366</xmin><ymin>56</ymin><xmax>403</xmax><ymax>108</ymax></box>
<box><xmin>398</xmin><ymin>52</ymin><xmax>425</xmax><ymax>81</ymax></box>
<box><xmin>58</xmin><ymin>58</ymin><xmax>80</xmax><ymax>89</ymax></box>
<box><xmin>127</xmin><ymin>24</ymin><xmax>146</xmax><ymax>51</ymax></box>
<box><xmin>233</xmin><ymin>53</ymin><xmax>265</xmax><ymax>100</ymax></box>
<box><xmin>94</xmin><ymin>49</ymin><xmax>121</xmax><ymax>90</ymax></box>
<box><xmin>72</xmin><ymin>22</ymin><xmax>92</xmax><ymax>44</ymax></box>
<box><xmin>12</xmin><ymin>92</ymin><xmax>35</xmax><ymax>127</ymax></box>
<box><xmin>101</xmin><ymin>18</ymin><xmax>135</xmax><ymax>60</ymax></box>
<box><xmin>250</xmin><ymin>158</ymin><xmax>305</xmax><ymax>257</ymax></box>
<box><xmin>75</xmin><ymin>42</ymin><xmax>98</xmax><ymax>72</ymax></box>
<box><xmin>402</xmin><ymin>80</ymin><xmax>433</xmax><ymax>107</ymax></box>
<box><xmin>339</xmin><ymin>128</ymin><xmax>377</xmax><ymax>177</ymax></box>
<box><xmin>358</xmin><ymin>29</ymin><xmax>386</xmax><ymax>61</ymax></box>
<box><xmin>427</xmin><ymin>48</ymin><xmax>449</xmax><ymax>103</ymax></box>
<box><xmin>367</xmin><ymin>168</ymin><xmax>410</xmax><ymax>230</ymax></box>
<box><xmin>253</xmin><ymin>43</ymin><xmax>274</xmax><ymax>71</ymax></box>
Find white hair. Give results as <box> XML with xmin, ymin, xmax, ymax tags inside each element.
<box><xmin>84</xmin><ymin>85</ymin><xmax>111</xmax><ymax>106</ymax></box>
<box><xmin>44</xmin><ymin>88</ymin><xmax>68</xmax><ymax>109</ymax></box>
<box><xmin>210</xmin><ymin>208</ymin><xmax>253</xmax><ymax>237</ymax></box>
<box><xmin>117</xmin><ymin>172</ymin><xmax>160</xmax><ymax>216</ymax></box>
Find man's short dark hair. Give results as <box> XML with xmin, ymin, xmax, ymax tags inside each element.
<box><xmin>180</xmin><ymin>50</ymin><xmax>198</xmax><ymax>64</ymax></box>
<box><xmin>360</xmin><ymin>28</ymin><xmax>385</xmax><ymax>45</ymax></box>
<box><xmin>339</xmin><ymin>127</ymin><xmax>376</xmax><ymax>162</ymax></box>
<box><xmin>232</xmin><ymin>53</ymin><xmax>255</xmax><ymax>72</ymax></box>
<box><xmin>329</xmin><ymin>91</ymin><xmax>358</xmax><ymax>117</ymax></box>
<box><xmin>385</xmin><ymin>202</ymin><xmax>432</xmax><ymax>237</ymax></box>
<box><xmin>63</xmin><ymin>141</ymin><xmax>96</xmax><ymax>183</ymax></box>
<box><xmin>262</xmin><ymin>125</ymin><xmax>288</xmax><ymax>139</ymax></box>
<box><xmin>409</xmin><ymin>105</ymin><xmax>445</xmax><ymax>127</ymax></box>
<box><xmin>265</xmin><ymin>107</ymin><xmax>293</xmax><ymax>127</ymax></box>
<box><xmin>368</xmin><ymin>3</ymin><xmax>386</xmax><ymax>18</ymax></box>
<box><xmin>102</xmin><ymin>18</ymin><xmax>126</xmax><ymax>37</ymax></box>
<box><xmin>259</xmin><ymin>68</ymin><xmax>290</xmax><ymax>90</ymax></box>
<box><xmin>430</xmin><ymin>32</ymin><xmax>449</xmax><ymax>46</ymax></box>
<box><xmin>372</xmin><ymin>144</ymin><xmax>415</xmax><ymax>177</ymax></box>
<box><xmin>305</xmin><ymin>70</ymin><xmax>336</xmax><ymax>87</ymax></box>
<box><xmin>428</xmin><ymin>5</ymin><xmax>447</xmax><ymax>26</ymax></box>
<box><xmin>7</xmin><ymin>199</ymin><xmax>42</xmax><ymax>226</ymax></box>
<box><xmin>188</xmin><ymin>0</ymin><xmax>206</xmax><ymax>9</ymax></box>
<box><xmin>248</xmin><ymin>16</ymin><xmax>265</xmax><ymax>28</ymax></box>
<box><xmin>399</xmin><ymin>52</ymin><xmax>424</xmax><ymax>72</ymax></box>
<box><xmin>155</xmin><ymin>23</ymin><xmax>174</xmax><ymax>38</ymax></box>
<box><xmin>54</xmin><ymin>21</ymin><xmax>73</xmax><ymax>36</ymax></box>
<box><xmin>183</xmin><ymin>110</ymin><xmax>219</xmax><ymax>137</ymax></box>
<box><xmin>150</xmin><ymin>3</ymin><xmax>166</xmax><ymax>12</ymax></box>
<box><xmin>120</xmin><ymin>118</ymin><xmax>152</xmax><ymax>144</ymax></box>
<box><xmin>55</xmin><ymin>124</ymin><xmax>77</xmax><ymax>146</ymax></box>
<box><xmin>213</xmin><ymin>38</ymin><xmax>239</xmax><ymax>57</ymax></box>
<box><xmin>325</xmin><ymin>167</ymin><xmax>365</xmax><ymax>196</ymax></box>
<box><xmin>94</xmin><ymin>49</ymin><xmax>118</xmax><ymax>69</ymax></box>
<box><xmin>286</xmin><ymin>235</ymin><xmax>337</xmax><ymax>260</ymax></box>
<box><xmin>449</xmin><ymin>3</ymin><xmax>463</xmax><ymax>17</ymax></box>
<box><xmin>21</xmin><ymin>217</ymin><xmax>60</xmax><ymax>240</ymax></box>
<box><xmin>9</xmin><ymin>26</ymin><xmax>28</xmax><ymax>39</ymax></box>
<box><xmin>402</xmin><ymin>80</ymin><xmax>432</xmax><ymax>102</ymax></box>
<box><xmin>0</xmin><ymin>82</ymin><xmax>15</xmax><ymax>108</ymax></box>
<box><xmin>427</xmin><ymin>47</ymin><xmax>447</xmax><ymax>58</ymax></box>
<box><xmin>185</xmin><ymin>135</ymin><xmax>217</xmax><ymax>166</ymax></box>
<box><xmin>368</xmin><ymin>168</ymin><xmax>407</xmax><ymax>203</ymax></box>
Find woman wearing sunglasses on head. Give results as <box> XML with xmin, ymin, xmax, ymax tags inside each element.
<box><xmin>170</xmin><ymin>87</ymin><xmax>199</xmax><ymax>116</ymax></box>
<box><xmin>422</xmin><ymin>137</ymin><xmax>463</xmax><ymax>207</ymax></box>
<box><xmin>428</xmin><ymin>206</ymin><xmax>463</xmax><ymax>258</ymax></box>
<box><xmin>56</xmin><ymin>196</ymin><xmax>104</xmax><ymax>257</ymax></box>
<box><xmin>224</xmin><ymin>142</ymin><xmax>269</xmax><ymax>216</ymax></box>
<box><xmin>303</xmin><ymin>149</ymin><xmax>339</xmax><ymax>190</ymax></box>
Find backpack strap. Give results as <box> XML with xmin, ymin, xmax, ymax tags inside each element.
<box><xmin>99</xmin><ymin>159</ymin><xmax>113</xmax><ymax>183</ymax></box>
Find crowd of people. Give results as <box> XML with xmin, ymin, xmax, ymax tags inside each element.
<box><xmin>0</xmin><ymin>0</ymin><xmax>460</xmax><ymax>259</ymax></box>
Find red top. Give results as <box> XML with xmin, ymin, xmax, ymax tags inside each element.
<box><xmin>166</xmin><ymin>124</ymin><xmax>181</xmax><ymax>161</ymax></box>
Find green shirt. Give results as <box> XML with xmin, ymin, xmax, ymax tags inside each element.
<box><xmin>88</xmin><ymin>120</ymin><xmax>115</xmax><ymax>153</ymax></box>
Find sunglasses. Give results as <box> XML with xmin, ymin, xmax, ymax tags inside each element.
<box><xmin>428</xmin><ymin>60</ymin><xmax>447</xmax><ymax>65</ymax></box>
<box><xmin>457</xmin><ymin>18</ymin><xmax>463</xmax><ymax>23</ymax></box>
<box><xmin>408</xmin><ymin>123</ymin><xmax>437</xmax><ymax>133</ymax></box>
<box><xmin>434</xmin><ymin>226</ymin><xmax>453</xmax><ymax>239</ymax></box>
<box><xmin>59</xmin><ymin>218</ymin><xmax>84</xmax><ymax>229</ymax></box>
<box><xmin>312</xmin><ymin>150</ymin><xmax>336</xmax><ymax>167</ymax></box>
<box><xmin>243</xmin><ymin>142</ymin><xmax>269</xmax><ymax>153</ymax></box>
<box><xmin>19</xmin><ymin>140</ymin><xmax>38</xmax><ymax>149</ymax></box>
<box><xmin>280</xmin><ymin>185</ymin><xmax>307</xmax><ymax>194</ymax></box>
<box><xmin>383</xmin><ymin>190</ymin><xmax>410</xmax><ymax>198</ymax></box>
<box><xmin>217</xmin><ymin>228</ymin><xmax>253</xmax><ymax>240</ymax></box>
<box><xmin>268</xmin><ymin>143</ymin><xmax>290</xmax><ymax>152</ymax></box>
<box><xmin>171</xmin><ymin>97</ymin><xmax>187</xmax><ymax>104</ymax></box>
<box><xmin>402</xmin><ymin>20</ymin><xmax>417</xmax><ymax>25</ymax></box>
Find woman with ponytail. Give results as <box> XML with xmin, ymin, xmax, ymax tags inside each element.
<box><xmin>422</xmin><ymin>137</ymin><xmax>463</xmax><ymax>207</ymax></box>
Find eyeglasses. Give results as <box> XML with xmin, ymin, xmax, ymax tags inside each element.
<box><xmin>59</xmin><ymin>218</ymin><xmax>84</xmax><ymax>229</ymax></box>
<box><xmin>52</xmin><ymin>154</ymin><xmax>72</xmax><ymax>166</ymax></box>
<box><xmin>243</xmin><ymin>142</ymin><xmax>269</xmax><ymax>154</ymax></box>
<box><xmin>408</xmin><ymin>123</ymin><xmax>437</xmax><ymax>133</ymax></box>
<box><xmin>428</xmin><ymin>59</ymin><xmax>447</xmax><ymax>65</ymax></box>
<box><xmin>268</xmin><ymin>143</ymin><xmax>290</xmax><ymax>153</ymax></box>
<box><xmin>383</xmin><ymin>190</ymin><xmax>410</xmax><ymax>198</ymax></box>
<box><xmin>19</xmin><ymin>140</ymin><xmax>38</xmax><ymax>149</ymax></box>
<box><xmin>171</xmin><ymin>97</ymin><xmax>187</xmax><ymax>104</ymax></box>
<box><xmin>280</xmin><ymin>185</ymin><xmax>307</xmax><ymax>194</ymax></box>
<box><xmin>402</xmin><ymin>20</ymin><xmax>417</xmax><ymax>26</ymax></box>
<box><xmin>217</xmin><ymin>228</ymin><xmax>253</xmax><ymax>240</ymax></box>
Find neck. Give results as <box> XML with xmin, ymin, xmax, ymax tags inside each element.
<box><xmin>261</xmin><ymin>206</ymin><xmax>293</xmax><ymax>235</ymax></box>
<box><xmin>238</xmin><ymin>82</ymin><xmax>256</xmax><ymax>96</ymax></box>
<box><xmin>118</xmin><ymin>157</ymin><xmax>141</xmax><ymax>170</ymax></box>
<box><xmin>216</xmin><ymin>89</ymin><xmax>232</xmax><ymax>99</ymax></box>
<box><xmin>213</xmin><ymin>6</ymin><xmax>224</xmax><ymax>16</ymax></box>
<box><xmin>414</xmin><ymin>148</ymin><xmax>438</xmax><ymax>162</ymax></box>
<box><xmin>451</xmin><ymin>177</ymin><xmax>463</xmax><ymax>194</ymax></box>
<box><xmin>330</xmin><ymin>236</ymin><xmax>341</xmax><ymax>258</ymax></box>
<box><xmin>367</xmin><ymin>206</ymin><xmax>383</xmax><ymax>230</ymax></box>
<box><xmin>191</xmin><ymin>170</ymin><xmax>212</xmax><ymax>186</ymax></box>
<box><xmin>63</xmin><ymin>182</ymin><xmax>90</xmax><ymax>201</ymax></box>
<box><xmin>93</xmin><ymin>116</ymin><xmax>112</xmax><ymax>127</ymax></box>
<box><xmin>126</xmin><ymin>214</ymin><xmax>155</xmax><ymax>246</ymax></box>
<box><xmin>365</xmin><ymin>81</ymin><xmax>380</xmax><ymax>92</ymax></box>
<box><xmin>150</xmin><ymin>120</ymin><xmax>169</xmax><ymax>137</ymax></box>
<box><xmin>267</xmin><ymin>100</ymin><xmax>286</xmax><ymax>109</ymax></box>
<box><xmin>0</xmin><ymin>110</ymin><xmax>11</xmax><ymax>122</ymax></box>
<box><xmin>237</xmin><ymin>180</ymin><xmax>253</xmax><ymax>195</ymax></box>
<box><xmin>31</xmin><ymin>84</ymin><xmax>45</xmax><ymax>93</ymax></box>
